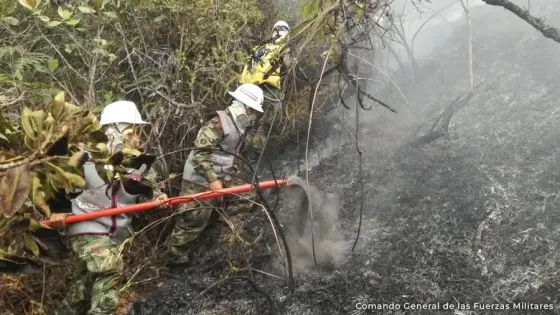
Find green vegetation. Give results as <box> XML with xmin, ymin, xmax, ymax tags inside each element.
<box><xmin>0</xmin><ymin>0</ymin><xmax>384</xmax><ymax>313</ymax></box>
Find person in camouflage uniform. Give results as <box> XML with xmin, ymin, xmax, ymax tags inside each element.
<box><xmin>50</xmin><ymin>101</ymin><xmax>170</xmax><ymax>315</ymax></box>
<box><xmin>54</xmin><ymin>235</ymin><xmax>124</xmax><ymax>315</ymax></box>
<box><xmin>166</xmin><ymin>83</ymin><xmax>266</xmax><ymax>265</ymax></box>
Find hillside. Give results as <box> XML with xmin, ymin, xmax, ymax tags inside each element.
<box><xmin>129</xmin><ymin>3</ymin><xmax>560</xmax><ymax>315</ymax></box>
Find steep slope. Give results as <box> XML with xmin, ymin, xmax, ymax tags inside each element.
<box><xmin>129</xmin><ymin>4</ymin><xmax>560</xmax><ymax>315</ymax></box>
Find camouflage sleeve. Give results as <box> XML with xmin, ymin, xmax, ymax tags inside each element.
<box><xmin>145</xmin><ymin>167</ymin><xmax>164</xmax><ymax>198</ymax></box>
<box><xmin>191</xmin><ymin>116</ymin><xmax>224</xmax><ymax>183</ymax></box>
<box><xmin>244</xmin><ymin>125</ymin><xmax>266</xmax><ymax>151</ymax></box>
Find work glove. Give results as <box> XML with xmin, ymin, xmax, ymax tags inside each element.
<box><xmin>122</xmin><ymin>164</ymin><xmax>154</xmax><ymax>198</ymax></box>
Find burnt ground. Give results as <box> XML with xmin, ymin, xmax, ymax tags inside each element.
<box><xmin>128</xmin><ymin>5</ymin><xmax>560</xmax><ymax>315</ymax></box>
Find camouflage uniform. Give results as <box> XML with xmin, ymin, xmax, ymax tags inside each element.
<box><xmin>255</xmin><ymin>85</ymin><xmax>284</xmax><ymax>136</ymax></box>
<box><xmin>56</xmin><ymin>167</ymin><xmax>164</xmax><ymax>315</ymax></box>
<box><xmin>166</xmin><ymin>115</ymin><xmax>264</xmax><ymax>264</ymax></box>
<box><xmin>139</xmin><ymin>167</ymin><xmax>166</xmax><ymax>202</ymax></box>
<box><xmin>55</xmin><ymin>235</ymin><xmax>123</xmax><ymax>315</ymax></box>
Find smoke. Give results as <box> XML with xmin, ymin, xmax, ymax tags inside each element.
<box><xmin>267</xmin><ymin>178</ymin><xmax>352</xmax><ymax>275</ymax></box>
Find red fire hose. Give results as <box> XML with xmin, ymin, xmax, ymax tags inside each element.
<box><xmin>40</xmin><ymin>179</ymin><xmax>289</xmax><ymax>227</ymax></box>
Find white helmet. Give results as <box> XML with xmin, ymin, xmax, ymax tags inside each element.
<box><xmin>99</xmin><ymin>100</ymin><xmax>149</xmax><ymax>125</ymax></box>
<box><xmin>272</xmin><ymin>20</ymin><xmax>290</xmax><ymax>38</ymax></box>
<box><xmin>227</xmin><ymin>84</ymin><xmax>264</xmax><ymax>112</ymax></box>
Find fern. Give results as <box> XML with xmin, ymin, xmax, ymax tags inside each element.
<box><xmin>0</xmin><ymin>46</ymin><xmax>51</xmax><ymax>80</ymax></box>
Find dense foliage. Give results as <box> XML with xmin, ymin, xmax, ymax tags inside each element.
<box><xmin>0</xmin><ymin>0</ymin><xmax>392</xmax><ymax>313</ymax></box>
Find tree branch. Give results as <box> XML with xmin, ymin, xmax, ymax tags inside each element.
<box><xmin>482</xmin><ymin>0</ymin><xmax>560</xmax><ymax>43</ymax></box>
<box><xmin>411</xmin><ymin>1</ymin><xmax>459</xmax><ymax>55</ymax></box>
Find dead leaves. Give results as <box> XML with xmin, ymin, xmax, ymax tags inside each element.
<box><xmin>0</xmin><ymin>164</ymin><xmax>30</xmax><ymax>217</ymax></box>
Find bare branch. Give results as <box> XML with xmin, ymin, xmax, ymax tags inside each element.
<box><xmin>411</xmin><ymin>1</ymin><xmax>459</xmax><ymax>55</ymax></box>
<box><xmin>149</xmin><ymin>88</ymin><xmax>196</xmax><ymax>109</ymax></box>
<box><xmin>38</xmin><ymin>29</ymin><xmax>87</xmax><ymax>82</ymax></box>
<box><xmin>117</xmin><ymin>25</ymin><xmax>143</xmax><ymax>103</ymax></box>
<box><xmin>359</xmin><ymin>89</ymin><xmax>398</xmax><ymax>113</ymax></box>
<box><xmin>0</xmin><ymin>91</ymin><xmax>25</xmax><ymax>108</ymax></box>
<box><xmin>347</xmin><ymin>51</ymin><xmax>410</xmax><ymax>111</ymax></box>
<box><xmin>305</xmin><ymin>45</ymin><xmax>335</xmax><ymax>268</ymax></box>
<box><xmin>390</xmin><ymin>15</ymin><xmax>419</xmax><ymax>78</ymax></box>
<box><xmin>459</xmin><ymin>0</ymin><xmax>468</xmax><ymax>11</ymax></box>
<box><xmin>482</xmin><ymin>0</ymin><xmax>560</xmax><ymax>43</ymax></box>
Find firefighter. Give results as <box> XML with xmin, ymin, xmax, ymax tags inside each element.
<box><xmin>51</xmin><ymin>100</ymin><xmax>170</xmax><ymax>315</ymax></box>
<box><xmin>166</xmin><ymin>83</ymin><xmax>265</xmax><ymax>265</ymax></box>
<box><xmin>238</xmin><ymin>21</ymin><xmax>293</xmax><ymax>136</ymax></box>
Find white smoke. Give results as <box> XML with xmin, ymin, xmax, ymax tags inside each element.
<box><xmin>267</xmin><ymin>179</ymin><xmax>352</xmax><ymax>275</ymax></box>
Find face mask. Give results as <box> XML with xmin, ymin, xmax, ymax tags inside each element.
<box><xmin>236</xmin><ymin>113</ymin><xmax>251</xmax><ymax>129</ymax></box>
<box><xmin>105</xmin><ymin>123</ymin><xmax>139</xmax><ymax>154</ymax></box>
<box><xmin>122</xmin><ymin>126</ymin><xmax>141</xmax><ymax>149</ymax></box>
<box><xmin>105</xmin><ymin>126</ymin><xmax>123</xmax><ymax>154</ymax></box>
<box><xmin>228</xmin><ymin>100</ymin><xmax>254</xmax><ymax>133</ymax></box>
<box><xmin>272</xmin><ymin>26</ymin><xmax>289</xmax><ymax>38</ymax></box>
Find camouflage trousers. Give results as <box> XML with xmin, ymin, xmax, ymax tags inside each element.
<box><xmin>166</xmin><ymin>178</ymin><xmax>258</xmax><ymax>264</ymax></box>
<box><xmin>259</xmin><ymin>85</ymin><xmax>284</xmax><ymax>132</ymax></box>
<box><xmin>55</xmin><ymin>235</ymin><xmax>124</xmax><ymax>315</ymax></box>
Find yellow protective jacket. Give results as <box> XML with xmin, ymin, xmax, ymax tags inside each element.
<box><xmin>239</xmin><ymin>36</ymin><xmax>289</xmax><ymax>89</ymax></box>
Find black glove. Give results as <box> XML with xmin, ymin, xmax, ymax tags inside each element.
<box><xmin>122</xmin><ymin>164</ymin><xmax>153</xmax><ymax>198</ymax></box>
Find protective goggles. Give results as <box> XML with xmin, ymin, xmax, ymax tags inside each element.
<box><xmin>273</xmin><ymin>25</ymin><xmax>289</xmax><ymax>34</ymax></box>
<box><xmin>122</xmin><ymin>124</ymin><xmax>142</xmax><ymax>137</ymax></box>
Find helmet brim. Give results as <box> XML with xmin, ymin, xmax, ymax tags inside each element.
<box><xmin>228</xmin><ymin>91</ymin><xmax>263</xmax><ymax>113</ymax></box>
<box><xmin>100</xmin><ymin>119</ymin><xmax>150</xmax><ymax>125</ymax></box>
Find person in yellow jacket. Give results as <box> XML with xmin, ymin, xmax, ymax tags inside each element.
<box><xmin>238</xmin><ymin>21</ymin><xmax>293</xmax><ymax>137</ymax></box>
